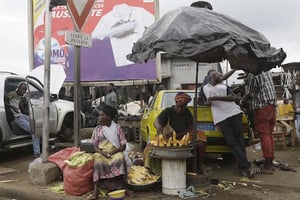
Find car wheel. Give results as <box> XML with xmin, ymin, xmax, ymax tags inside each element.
<box><xmin>58</xmin><ymin>113</ymin><xmax>75</xmax><ymax>142</ymax></box>
<box><xmin>61</xmin><ymin>125</ymin><xmax>73</xmax><ymax>142</ymax></box>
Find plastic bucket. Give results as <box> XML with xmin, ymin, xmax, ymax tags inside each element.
<box><xmin>161</xmin><ymin>159</ymin><xmax>186</xmax><ymax>195</ymax></box>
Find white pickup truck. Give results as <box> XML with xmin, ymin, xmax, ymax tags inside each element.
<box><xmin>0</xmin><ymin>71</ymin><xmax>85</xmax><ymax>150</ymax></box>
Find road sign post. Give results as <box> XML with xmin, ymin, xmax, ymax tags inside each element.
<box><xmin>65</xmin><ymin>31</ymin><xmax>92</xmax><ymax>48</ymax></box>
<box><xmin>66</xmin><ymin>0</ymin><xmax>95</xmax><ymax>147</ymax></box>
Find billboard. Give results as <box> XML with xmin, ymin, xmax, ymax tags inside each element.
<box><xmin>32</xmin><ymin>0</ymin><xmax>156</xmax><ymax>82</ymax></box>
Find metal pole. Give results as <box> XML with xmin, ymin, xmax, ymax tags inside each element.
<box><xmin>154</xmin><ymin>0</ymin><xmax>160</xmax><ymax>21</ymax></box>
<box><xmin>74</xmin><ymin>43</ymin><xmax>81</xmax><ymax>147</ymax></box>
<box><xmin>27</xmin><ymin>0</ymin><xmax>34</xmax><ymax>70</ymax></box>
<box><xmin>192</xmin><ymin>62</ymin><xmax>199</xmax><ymax>173</ymax></box>
<box><xmin>225</xmin><ymin>60</ymin><xmax>229</xmax><ymax>85</ymax></box>
<box><xmin>42</xmin><ymin>0</ymin><xmax>52</xmax><ymax>163</ymax></box>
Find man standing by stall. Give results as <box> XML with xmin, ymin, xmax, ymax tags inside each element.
<box><xmin>241</xmin><ymin>70</ymin><xmax>277</xmax><ymax>174</ymax></box>
<box><xmin>203</xmin><ymin>71</ymin><xmax>254</xmax><ymax>178</ymax></box>
<box><xmin>105</xmin><ymin>83</ymin><xmax>118</xmax><ymax>108</ymax></box>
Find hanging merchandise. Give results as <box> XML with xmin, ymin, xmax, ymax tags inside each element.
<box><xmin>281</xmin><ymin>71</ymin><xmax>293</xmax><ymax>99</ymax></box>
<box><xmin>292</xmin><ymin>69</ymin><xmax>299</xmax><ymax>88</ymax></box>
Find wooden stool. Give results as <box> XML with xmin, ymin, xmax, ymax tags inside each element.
<box><xmin>272</xmin><ymin>131</ymin><xmax>286</xmax><ymax>149</ymax></box>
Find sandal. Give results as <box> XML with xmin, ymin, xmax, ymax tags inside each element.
<box><xmin>252</xmin><ymin>167</ymin><xmax>273</xmax><ymax>175</ymax></box>
<box><xmin>87</xmin><ymin>194</ymin><xmax>98</xmax><ymax>200</ymax></box>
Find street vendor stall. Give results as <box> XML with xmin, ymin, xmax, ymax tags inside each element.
<box><xmin>127</xmin><ymin>1</ymin><xmax>286</xmax><ymax>195</ymax></box>
<box><xmin>149</xmin><ymin>132</ymin><xmax>194</xmax><ymax>195</ymax></box>
<box><xmin>276</xmin><ymin>100</ymin><xmax>296</xmax><ymax>147</ymax></box>
<box><xmin>272</xmin><ymin>62</ymin><xmax>300</xmax><ymax>147</ymax></box>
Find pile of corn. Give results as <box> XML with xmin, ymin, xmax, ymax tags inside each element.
<box><xmin>64</xmin><ymin>151</ymin><xmax>94</xmax><ymax>168</ymax></box>
<box><xmin>127</xmin><ymin>165</ymin><xmax>160</xmax><ymax>185</ymax></box>
<box><xmin>150</xmin><ymin>132</ymin><xmax>192</xmax><ymax>147</ymax></box>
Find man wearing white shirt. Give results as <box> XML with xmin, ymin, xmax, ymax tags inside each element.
<box><xmin>203</xmin><ymin>71</ymin><xmax>253</xmax><ymax>178</ymax></box>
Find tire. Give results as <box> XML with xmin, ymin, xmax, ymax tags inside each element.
<box><xmin>58</xmin><ymin>113</ymin><xmax>74</xmax><ymax>142</ymax></box>
<box><xmin>60</xmin><ymin>125</ymin><xmax>73</xmax><ymax>142</ymax></box>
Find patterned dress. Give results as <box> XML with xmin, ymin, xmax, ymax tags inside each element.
<box><xmin>91</xmin><ymin>124</ymin><xmax>127</xmax><ymax>182</ymax></box>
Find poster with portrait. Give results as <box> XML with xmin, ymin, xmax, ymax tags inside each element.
<box><xmin>32</xmin><ymin>0</ymin><xmax>156</xmax><ymax>82</ymax></box>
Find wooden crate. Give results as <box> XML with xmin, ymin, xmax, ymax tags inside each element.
<box><xmin>273</xmin><ymin>122</ymin><xmax>286</xmax><ymax>149</ymax></box>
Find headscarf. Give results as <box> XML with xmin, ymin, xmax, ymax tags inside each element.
<box><xmin>99</xmin><ymin>104</ymin><xmax>118</xmax><ymax>119</ymax></box>
<box><xmin>175</xmin><ymin>92</ymin><xmax>192</xmax><ymax>106</ymax></box>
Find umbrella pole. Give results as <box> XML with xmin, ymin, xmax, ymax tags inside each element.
<box><xmin>192</xmin><ymin>62</ymin><xmax>199</xmax><ymax>173</ymax></box>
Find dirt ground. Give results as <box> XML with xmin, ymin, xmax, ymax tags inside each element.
<box><xmin>1</xmin><ymin>143</ymin><xmax>300</xmax><ymax>200</ymax></box>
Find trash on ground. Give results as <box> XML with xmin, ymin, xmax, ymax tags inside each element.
<box><xmin>178</xmin><ymin>185</ymin><xmax>198</xmax><ymax>199</ymax></box>
<box><xmin>48</xmin><ymin>183</ymin><xmax>64</xmax><ymax>194</ymax></box>
<box><xmin>0</xmin><ymin>179</ymin><xmax>19</xmax><ymax>183</ymax></box>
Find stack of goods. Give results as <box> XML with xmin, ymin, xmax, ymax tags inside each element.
<box><xmin>127</xmin><ymin>165</ymin><xmax>160</xmax><ymax>185</ymax></box>
<box><xmin>63</xmin><ymin>151</ymin><xmax>94</xmax><ymax>196</ymax></box>
<box><xmin>128</xmin><ymin>151</ymin><xmax>144</xmax><ymax>165</ymax></box>
<box><xmin>150</xmin><ymin>132</ymin><xmax>192</xmax><ymax>147</ymax></box>
<box><xmin>64</xmin><ymin>151</ymin><xmax>94</xmax><ymax>167</ymax></box>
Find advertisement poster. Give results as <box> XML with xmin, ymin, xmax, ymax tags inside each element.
<box><xmin>33</xmin><ymin>0</ymin><xmax>156</xmax><ymax>82</ymax></box>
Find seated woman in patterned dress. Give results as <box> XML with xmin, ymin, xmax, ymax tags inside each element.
<box><xmin>90</xmin><ymin>104</ymin><xmax>127</xmax><ymax>200</ymax></box>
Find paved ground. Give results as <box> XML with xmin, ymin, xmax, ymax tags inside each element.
<box><xmin>0</xmin><ymin>143</ymin><xmax>300</xmax><ymax>200</ymax></box>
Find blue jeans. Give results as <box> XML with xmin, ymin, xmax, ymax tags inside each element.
<box><xmin>15</xmin><ymin>114</ymin><xmax>40</xmax><ymax>155</ymax></box>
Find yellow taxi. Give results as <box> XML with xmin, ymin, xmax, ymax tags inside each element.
<box><xmin>140</xmin><ymin>90</ymin><xmax>249</xmax><ymax>153</ymax></box>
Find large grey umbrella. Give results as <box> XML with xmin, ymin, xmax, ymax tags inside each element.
<box><xmin>127</xmin><ymin>4</ymin><xmax>286</xmax><ymax>173</ymax></box>
<box><xmin>127</xmin><ymin>6</ymin><xmax>286</xmax><ymax>74</ymax></box>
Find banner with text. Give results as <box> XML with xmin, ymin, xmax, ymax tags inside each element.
<box><xmin>33</xmin><ymin>0</ymin><xmax>156</xmax><ymax>82</ymax></box>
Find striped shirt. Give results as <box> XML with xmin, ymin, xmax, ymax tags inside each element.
<box><xmin>247</xmin><ymin>71</ymin><xmax>277</xmax><ymax>110</ymax></box>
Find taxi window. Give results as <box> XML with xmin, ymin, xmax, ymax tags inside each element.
<box><xmin>149</xmin><ymin>93</ymin><xmax>157</xmax><ymax>109</ymax></box>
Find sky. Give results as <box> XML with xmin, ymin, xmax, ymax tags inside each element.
<box><xmin>0</xmin><ymin>0</ymin><xmax>299</xmax><ymax>76</ymax></box>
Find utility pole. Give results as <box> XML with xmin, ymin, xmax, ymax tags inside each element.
<box><xmin>42</xmin><ymin>0</ymin><xmax>52</xmax><ymax>163</ymax></box>
<box><xmin>42</xmin><ymin>0</ymin><xmax>67</xmax><ymax>162</ymax></box>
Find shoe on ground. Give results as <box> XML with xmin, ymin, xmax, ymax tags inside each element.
<box><xmin>240</xmin><ymin>167</ymin><xmax>255</xmax><ymax>179</ymax></box>
<box><xmin>33</xmin><ymin>154</ymin><xmax>40</xmax><ymax>159</ymax></box>
<box><xmin>260</xmin><ymin>167</ymin><xmax>274</xmax><ymax>174</ymax></box>
<box><xmin>251</xmin><ymin>167</ymin><xmax>274</xmax><ymax>175</ymax></box>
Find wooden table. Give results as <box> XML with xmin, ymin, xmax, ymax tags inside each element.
<box><xmin>276</xmin><ymin>115</ymin><xmax>298</xmax><ymax>146</ymax></box>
